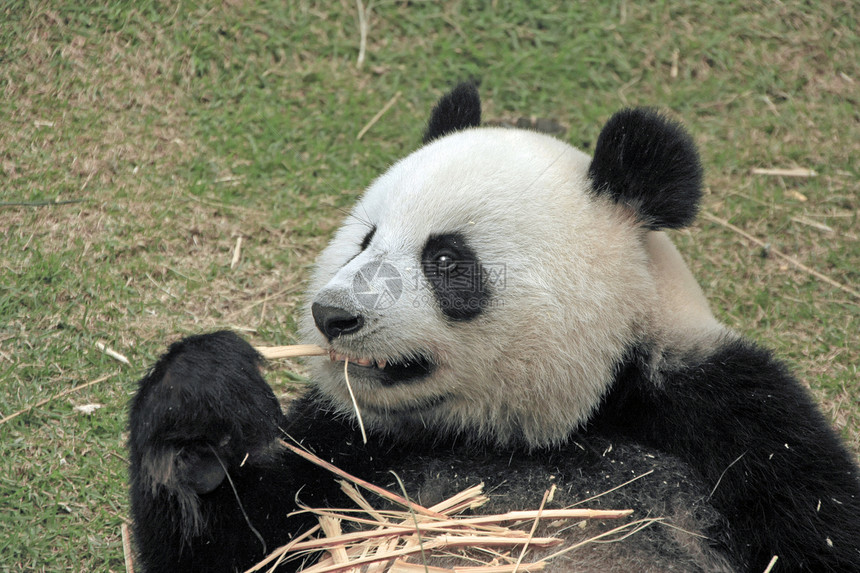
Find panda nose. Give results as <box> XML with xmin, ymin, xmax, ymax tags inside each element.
<box><xmin>312</xmin><ymin>303</ymin><xmax>365</xmax><ymax>340</ymax></box>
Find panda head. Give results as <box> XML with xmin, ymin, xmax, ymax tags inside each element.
<box><xmin>300</xmin><ymin>83</ymin><xmax>719</xmax><ymax>447</ymax></box>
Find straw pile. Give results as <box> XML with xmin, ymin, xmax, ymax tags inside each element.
<box><xmin>245</xmin><ymin>440</ymin><xmax>651</xmax><ymax>573</ymax></box>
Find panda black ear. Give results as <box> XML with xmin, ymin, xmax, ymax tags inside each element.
<box><xmin>423</xmin><ymin>82</ymin><xmax>482</xmax><ymax>144</ymax></box>
<box><xmin>588</xmin><ymin>108</ymin><xmax>703</xmax><ymax>230</ymax></box>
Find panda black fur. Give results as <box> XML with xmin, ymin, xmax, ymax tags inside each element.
<box><xmin>128</xmin><ymin>84</ymin><xmax>860</xmax><ymax>572</ymax></box>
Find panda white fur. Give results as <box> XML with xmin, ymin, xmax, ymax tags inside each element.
<box><xmin>128</xmin><ymin>84</ymin><xmax>860</xmax><ymax>572</ymax></box>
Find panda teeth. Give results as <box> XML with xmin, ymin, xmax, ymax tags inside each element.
<box><xmin>328</xmin><ymin>350</ymin><xmax>385</xmax><ymax>369</ymax></box>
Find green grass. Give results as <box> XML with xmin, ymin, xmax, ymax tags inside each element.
<box><xmin>1</xmin><ymin>0</ymin><xmax>858</xmax><ymax>570</ymax></box>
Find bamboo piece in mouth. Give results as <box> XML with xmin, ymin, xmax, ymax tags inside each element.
<box><xmin>255</xmin><ymin>344</ymin><xmax>327</xmax><ymax>359</ymax></box>
<box><xmin>256</xmin><ymin>344</ymin><xmax>368</xmax><ymax>443</ymax></box>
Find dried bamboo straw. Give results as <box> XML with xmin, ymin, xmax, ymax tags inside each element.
<box><xmin>256</xmin><ymin>344</ymin><xmax>327</xmax><ymax>359</ymax></box>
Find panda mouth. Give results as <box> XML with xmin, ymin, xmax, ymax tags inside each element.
<box><xmin>329</xmin><ymin>350</ymin><xmax>434</xmax><ymax>385</ymax></box>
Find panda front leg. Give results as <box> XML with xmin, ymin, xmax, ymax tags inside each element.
<box><xmin>599</xmin><ymin>338</ymin><xmax>860</xmax><ymax>572</ymax></box>
<box><xmin>128</xmin><ymin>331</ymin><xmax>333</xmax><ymax>573</ymax></box>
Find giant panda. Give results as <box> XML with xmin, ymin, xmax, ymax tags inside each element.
<box><xmin>128</xmin><ymin>83</ymin><xmax>860</xmax><ymax>573</ymax></box>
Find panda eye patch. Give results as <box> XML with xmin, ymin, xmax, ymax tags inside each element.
<box><xmin>359</xmin><ymin>226</ymin><xmax>376</xmax><ymax>251</ymax></box>
<box><xmin>421</xmin><ymin>233</ymin><xmax>488</xmax><ymax>321</ymax></box>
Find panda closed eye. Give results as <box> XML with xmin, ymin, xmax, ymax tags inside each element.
<box><xmin>342</xmin><ymin>225</ymin><xmax>376</xmax><ymax>266</ymax></box>
<box><xmin>359</xmin><ymin>226</ymin><xmax>376</xmax><ymax>251</ymax></box>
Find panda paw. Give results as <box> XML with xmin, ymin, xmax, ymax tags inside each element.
<box><xmin>128</xmin><ymin>331</ymin><xmax>285</xmax><ymax>501</ymax></box>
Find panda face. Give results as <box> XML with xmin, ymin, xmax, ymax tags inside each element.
<box><xmin>300</xmin><ymin>126</ymin><xmax>662</xmax><ymax>446</ymax></box>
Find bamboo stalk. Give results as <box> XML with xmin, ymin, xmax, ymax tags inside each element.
<box><xmin>357</xmin><ymin>91</ymin><xmax>402</xmax><ymax>140</ymax></box>
<box><xmin>300</xmin><ymin>534</ymin><xmax>562</xmax><ymax>573</ymax></box>
<box><xmin>121</xmin><ymin>523</ymin><xmax>135</xmax><ymax>573</ymax></box>
<box><xmin>256</xmin><ymin>344</ymin><xmax>327</xmax><ymax>359</ymax></box>
<box><xmin>251</xmin><ymin>442</ymin><xmax>644</xmax><ymax>573</ymax></box>
<box><xmin>0</xmin><ymin>372</ymin><xmax>116</xmax><ymax>425</ymax></box>
<box><xmin>751</xmin><ymin>167</ymin><xmax>817</xmax><ymax>177</ymax></box>
<box><xmin>243</xmin><ymin>524</ymin><xmax>321</xmax><ymax>573</ymax></box>
<box><xmin>280</xmin><ymin>439</ymin><xmax>447</xmax><ymax>519</ymax></box>
<box><xmin>702</xmin><ymin>212</ymin><xmax>860</xmax><ymax>299</ymax></box>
